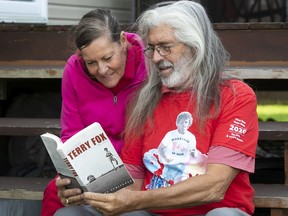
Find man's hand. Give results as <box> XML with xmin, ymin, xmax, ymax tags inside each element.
<box><xmin>83</xmin><ymin>188</ymin><xmax>139</xmax><ymax>216</ymax></box>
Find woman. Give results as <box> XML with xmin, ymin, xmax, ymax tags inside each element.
<box><xmin>40</xmin><ymin>9</ymin><xmax>146</xmax><ymax>216</ymax></box>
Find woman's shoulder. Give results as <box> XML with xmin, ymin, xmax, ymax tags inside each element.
<box><xmin>63</xmin><ymin>54</ymin><xmax>87</xmax><ymax>80</ymax></box>
<box><xmin>64</xmin><ymin>54</ymin><xmax>85</xmax><ymax>72</ymax></box>
<box><xmin>66</xmin><ymin>54</ymin><xmax>82</xmax><ymax>65</ymax></box>
<box><xmin>125</xmin><ymin>32</ymin><xmax>144</xmax><ymax>49</ymax></box>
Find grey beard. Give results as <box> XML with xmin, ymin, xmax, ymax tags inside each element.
<box><xmin>161</xmin><ymin>54</ymin><xmax>194</xmax><ymax>89</ymax></box>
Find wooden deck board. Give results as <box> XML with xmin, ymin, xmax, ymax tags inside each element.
<box><xmin>259</xmin><ymin>122</ymin><xmax>288</xmax><ymax>141</ymax></box>
<box><xmin>0</xmin><ymin>118</ymin><xmax>61</xmax><ymax>136</ymax></box>
<box><xmin>253</xmin><ymin>184</ymin><xmax>288</xmax><ymax>208</ymax></box>
<box><xmin>0</xmin><ymin>63</ymin><xmax>287</xmax><ymax>79</ymax></box>
<box><xmin>0</xmin><ymin>118</ymin><xmax>287</xmax><ymax>140</ymax></box>
<box><xmin>0</xmin><ymin>177</ymin><xmax>51</xmax><ymax>200</ymax></box>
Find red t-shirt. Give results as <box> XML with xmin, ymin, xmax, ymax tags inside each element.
<box><xmin>121</xmin><ymin>79</ymin><xmax>258</xmax><ymax>215</ymax></box>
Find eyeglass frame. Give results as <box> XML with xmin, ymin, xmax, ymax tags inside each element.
<box><xmin>143</xmin><ymin>43</ymin><xmax>180</xmax><ymax>59</ymax></box>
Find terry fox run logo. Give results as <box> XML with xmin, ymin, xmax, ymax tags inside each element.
<box><xmin>226</xmin><ymin>118</ymin><xmax>247</xmax><ymax>142</ymax></box>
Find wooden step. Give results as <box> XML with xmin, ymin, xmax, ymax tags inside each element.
<box><xmin>0</xmin><ymin>63</ymin><xmax>287</xmax><ymax>79</ymax></box>
<box><xmin>0</xmin><ymin>118</ymin><xmax>61</xmax><ymax>136</ymax></box>
<box><xmin>253</xmin><ymin>184</ymin><xmax>288</xmax><ymax>216</ymax></box>
<box><xmin>0</xmin><ymin>65</ymin><xmax>63</xmax><ymax>79</ymax></box>
<box><xmin>0</xmin><ymin>118</ymin><xmax>287</xmax><ymax>140</ymax></box>
<box><xmin>0</xmin><ymin>177</ymin><xmax>52</xmax><ymax>200</ymax></box>
<box><xmin>258</xmin><ymin>121</ymin><xmax>288</xmax><ymax>141</ymax></box>
<box><xmin>253</xmin><ymin>184</ymin><xmax>288</xmax><ymax>208</ymax></box>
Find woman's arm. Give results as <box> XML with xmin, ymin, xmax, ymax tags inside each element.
<box><xmin>60</xmin><ymin>60</ymin><xmax>85</xmax><ymax>142</ymax></box>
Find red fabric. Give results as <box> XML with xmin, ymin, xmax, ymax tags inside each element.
<box><xmin>40</xmin><ymin>176</ymin><xmax>64</xmax><ymax>216</ymax></box>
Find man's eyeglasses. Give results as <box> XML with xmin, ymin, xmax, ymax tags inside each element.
<box><xmin>143</xmin><ymin>43</ymin><xmax>179</xmax><ymax>59</ymax></box>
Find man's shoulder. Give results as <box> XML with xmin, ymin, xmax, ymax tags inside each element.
<box><xmin>221</xmin><ymin>79</ymin><xmax>255</xmax><ymax>96</ymax></box>
<box><xmin>219</xmin><ymin>79</ymin><xmax>257</xmax><ymax>109</ymax></box>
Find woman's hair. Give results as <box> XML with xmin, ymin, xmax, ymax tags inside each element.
<box><xmin>125</xmin><ymin>1</ymin><xmax>231</xmax><ymax>138</ymax></box>
<box><xmin>70</xmin><ymin>9</ymin><xmax>121</xmax><ymax>50</ymax></box>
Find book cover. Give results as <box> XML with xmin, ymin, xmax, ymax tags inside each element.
<box><xmin>41</xmin><ymin>122</ymin><xmax>134</xmax><ymax>193</ymax></box>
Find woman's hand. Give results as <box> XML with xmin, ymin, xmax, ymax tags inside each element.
<box><xmin>56</xmin><ymin>177</ymin><xmax>85</xmax><ymax>206</ymax></box>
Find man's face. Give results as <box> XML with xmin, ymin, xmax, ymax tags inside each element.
<box><xmin>147</xmin><ymin>24</ymin><xmax>194</xmax><ymax>88</ymax></box>
<box><xmin>177</xmin><ymin>119</ymin><xmax>191</xmax><ymax>133</ymax></box>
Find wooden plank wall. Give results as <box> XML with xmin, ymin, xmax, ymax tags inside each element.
<box><xmin>48</xmin><ymin>0</ymin><xmax>133</xmax><ymax>25</ymax></box>
<box><xmin>0</xmin><ymin>23</ymin><xmax>287</xmax><ymax>101</ymax></box>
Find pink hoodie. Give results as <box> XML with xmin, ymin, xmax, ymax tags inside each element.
<box><xmin>60</xmin><ymin>32</ymin><xmax>147</xmax><ymax>152</ymax></box>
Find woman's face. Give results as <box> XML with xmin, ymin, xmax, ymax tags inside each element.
<box><xmin>81</xmin><ymin>33</ymin><xmax>127</xmax><ymax>88</ymax></box>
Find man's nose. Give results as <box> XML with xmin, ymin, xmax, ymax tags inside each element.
<box><xmin>152</xmin><ymin>50</ymin><xmax>164</xmax><ymax>63</ymax></box>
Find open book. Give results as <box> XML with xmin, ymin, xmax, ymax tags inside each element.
<box><xmin>41</xmin><ymin>122</ymin><xmax>134</xmax><ymax>193</ymax></box>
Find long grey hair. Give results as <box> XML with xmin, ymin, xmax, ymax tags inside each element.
<box><xmin>125</xmin><ymin>1</ymin><xmax>231</xmax><ymax>138</ymax></box>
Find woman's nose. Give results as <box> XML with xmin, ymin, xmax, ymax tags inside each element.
<box><xmin>98</xmin><ymin>63</ymin><xmax>109</xmax><ymax>74</ymax></box>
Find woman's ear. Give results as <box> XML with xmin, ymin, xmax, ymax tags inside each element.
<box><xmin>120</xmin><ymin>31</ymin><xmax>127</xmax><ymax>47</ymax></box>
<box><xmin>76</xmin><ymin>49</ymin><xmax>82</xmax><ymax>57</ymax></box>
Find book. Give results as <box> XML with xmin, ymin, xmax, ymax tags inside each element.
<box><xmin>41</xmin><ymin>122</ymin><xmax>134</xmax><ymax>193</ymax></box>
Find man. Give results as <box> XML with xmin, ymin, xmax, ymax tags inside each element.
<box><xmin>56</xmin><ymin>1</ymin><xmax>258</xmax><ymax>215</ymax></box>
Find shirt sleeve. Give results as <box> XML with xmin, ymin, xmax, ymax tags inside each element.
<box><xmin>211</xmin><ymin>80</ymin><xmax>258</xmax><ymax>158</ymax></box>
<box><xmin>125</xmin><ymin>164</ymin><xmax>146</xmax><ymax>179</ymax></box>
<box><xmin>207</xmin><ymin>145</ymin><xmax>255</xmax><ymax>173</ymax></box>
